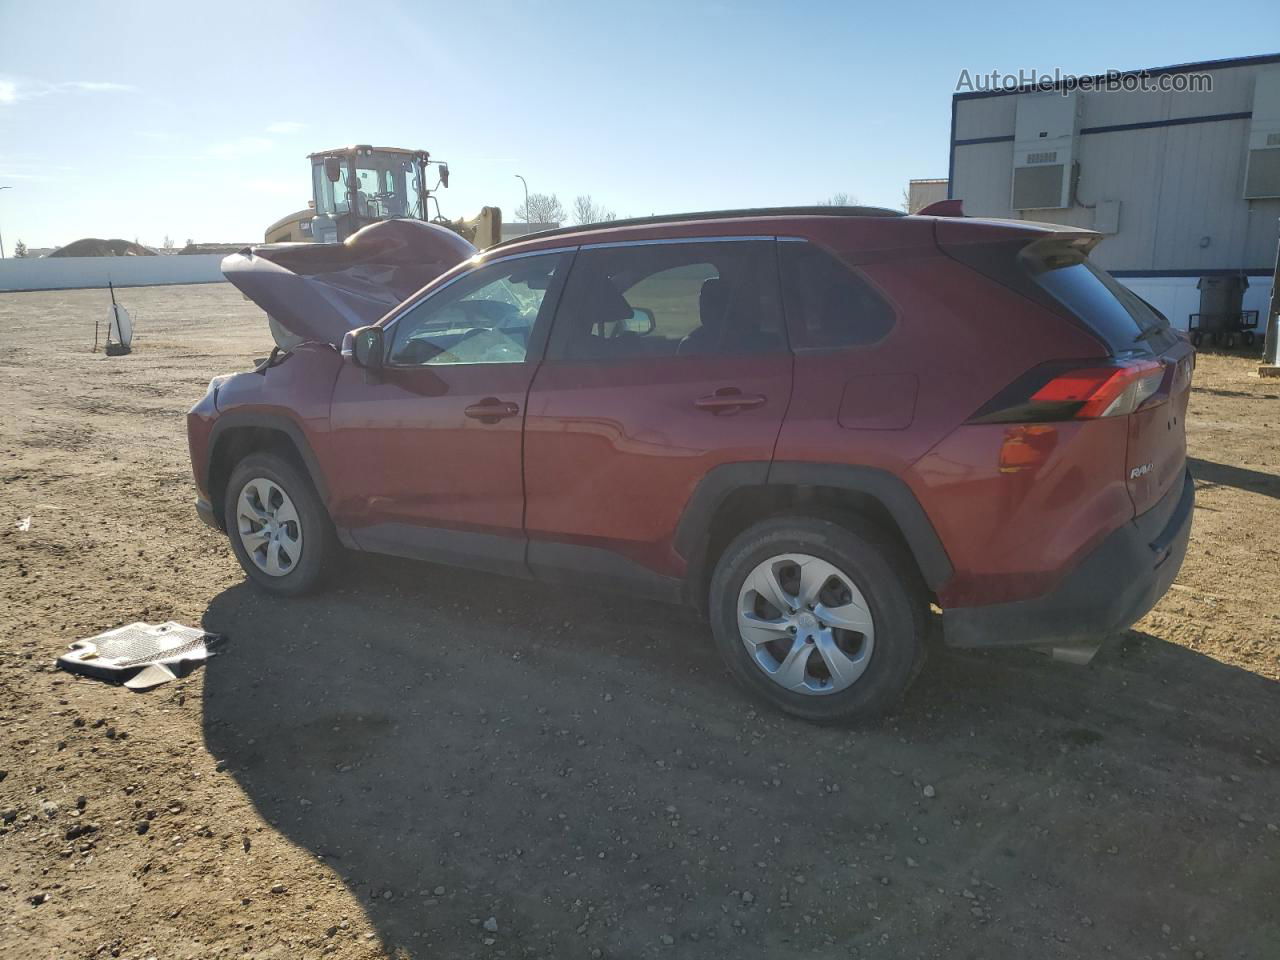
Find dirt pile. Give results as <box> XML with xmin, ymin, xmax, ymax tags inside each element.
<box><xmin>47</xmin><ymin>238</ymin><xmax>156</xmax><ymax>258</ymax></box>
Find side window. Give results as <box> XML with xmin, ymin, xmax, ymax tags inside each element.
<box><xmin>780</xmin><ymin>241</ymin><xmax>895</xmax><ymax>349</ymax></box>
<box><xmin>548</xmin><ymin>240</ymin><xmax>783</xmax><ymax>361</ymax></box>
<box><xmin>388</xmin><ymin>253</ymin><xmax>567</xmax><ymax>366</ymax></box>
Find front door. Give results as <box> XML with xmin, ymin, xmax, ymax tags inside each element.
<box><xmin>327</xmin><ymin>251</ymin><xmax>571</xmax><ymax>574</ymax></box>
<box><xmin>523</xmin><ymin>238</ymin><xmax>792</xmax><ymax>588</ymax></box>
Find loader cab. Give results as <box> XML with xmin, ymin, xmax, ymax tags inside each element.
<box><xmin>309</xmin><ymin>145</ymin><xmax>439</xmax><ymax>243</ymax></box>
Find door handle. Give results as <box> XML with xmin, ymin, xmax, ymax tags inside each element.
<box><xmin>693</xmin><ymin>388</ymin><xmax>767</xmax><ymax>413</ymax></box>
<box><xmin>464</xmin><ymin>398</ymin><xmax>520</xmax><ymax>423</ymax></box>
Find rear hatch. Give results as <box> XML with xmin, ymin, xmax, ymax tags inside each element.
<box><xmin>1021</xmin><ymin>238</ymin><xmax>1192</xmax><ymax>514</ymax></box>
<box><xmin>938</xmin><ymin>220</ymin><xmax>1192</xmax><ymax>516</ymax></box>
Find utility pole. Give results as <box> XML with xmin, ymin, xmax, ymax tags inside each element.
<box><xmin>515</xmin><ymin>174</ymin><xmax>530</xmax><ymax>231</ymax></box>
<box><xmin>1261</xmin><ymin>223</ymin><xmax>1280</xmax><ymax>377</ymax></box>
<box><xmin>0</xmin><ymin>186</ymin><xmax>11</xmax><ymax>259</ymax></box>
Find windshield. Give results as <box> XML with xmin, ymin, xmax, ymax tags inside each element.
<box><xmin>312</xmin><ymin>154</ymin><xmax>423</xmax><ymax>219</ymax></box>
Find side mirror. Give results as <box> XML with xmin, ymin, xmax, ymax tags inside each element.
<box><xmin>438</xmin><ymin>164</ymin><xmax>449</xmax><ymax>188</ymax></box>
<box><xmin>348</xmin><ymin>325</ymin><xmax>385</xmax><ymax>379</ymax></box>
<box><xmin>621</xmin><ymin>307</ymin><xmax>655</xmax><ymax>335</ymax></box>
<box><xmin>324</xmin><ymin>157</ymin><xmax>343</xmax><ymax>183</ymax></box>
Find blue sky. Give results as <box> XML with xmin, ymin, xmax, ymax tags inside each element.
<box><xmin>0</xmin><ymin>0</ymin><xmax>1275</xmax><ymax>248</ymax></box>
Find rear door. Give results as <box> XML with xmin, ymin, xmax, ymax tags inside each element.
<box><xmin>523</xmin><ymin>238</ymin><xmax>792</xmax><ymax>585</ymax></box>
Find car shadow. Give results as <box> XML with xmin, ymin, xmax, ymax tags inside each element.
<box><xmin>1194</xmin><ymin>385</ymin><xmax>1280</xmax><ymax>401</ymax></box>
<box><xmin>1189</xmin><ymin>456</ymin><xmax>1280</xmax><ymax>500</ymax></box>
<box><xmin>200</xmin><ymin>558</ymin><xmax>1280</xmax><ymax>958</ymax></box>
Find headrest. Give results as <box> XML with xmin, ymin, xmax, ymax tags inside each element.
<box><xmin>699</xmin><ymin>277</ymin><xmax>729</xmax><ymax>330</ymax></box>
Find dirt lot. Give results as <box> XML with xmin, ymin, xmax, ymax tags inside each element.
<box><xmin>1</xmin><ymin>283</ymin><xmax>1277</xmax><ymax>960</ymax></box>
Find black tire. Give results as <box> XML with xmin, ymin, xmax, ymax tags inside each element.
<box><xmin>708</xmin><ymin>515</ymin><xmax>926</xmax><ymax>723</ymax></box>
<box><xmin>1243</xmin><ymin>332</ymin><xmax>1256</xmax><ymax>348</ymax></box>
<box><xmin>223</xmin><ymin>451</ymin><xmax>334</xmax><ymax>596</ymax></box>
<box><xmin>1190</xmin><ymin>331</ymin><xmax>1202</xmax><ymax>348</ymax></box>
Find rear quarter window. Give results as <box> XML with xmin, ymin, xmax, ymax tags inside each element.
<box><xmin>780</xmin><ymin>241</ymin><xmax>895</xmax><ymax>349</ymax></box>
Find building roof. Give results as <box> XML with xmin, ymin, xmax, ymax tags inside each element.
<box><xmin>953</xmin><ymin>51</ymin><xmax>1280</xmax><ymax>101</ymax></box>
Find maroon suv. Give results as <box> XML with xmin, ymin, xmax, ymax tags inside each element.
<box><xmin>188</xmin><ymin>207</ymin><xmax>1194</xmax><ymax>721</ymax></box>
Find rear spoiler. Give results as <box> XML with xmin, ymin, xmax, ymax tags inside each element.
<box><xmin>934</xmin><ymin>219</ymin><xmax>1105</xmax><ymax>331</ymax></box>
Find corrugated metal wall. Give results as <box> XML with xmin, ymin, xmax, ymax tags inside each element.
<box><xmin>951</xmin><ymin>60</ymin><xmax>1280</xmax><ymax>276</ymax></box>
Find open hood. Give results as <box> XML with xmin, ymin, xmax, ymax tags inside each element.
<box><xmin>222</xmin><ymin>219</ymin><xmax>475</xmax><ymax>348</ymax></box>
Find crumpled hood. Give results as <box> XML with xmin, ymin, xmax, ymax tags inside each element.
<box><xmin>222</xmin><ymin>219</ymin><xmax>476</xmax><ymax>347</ymax></box>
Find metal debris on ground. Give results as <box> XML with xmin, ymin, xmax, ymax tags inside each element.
<box><xmin>56</xmin><ymin>622</ymin><xmax>222</xmax><ymax>690</ymax></box>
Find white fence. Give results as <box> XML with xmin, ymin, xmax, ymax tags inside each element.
<box><xmin>0</xmin><ymin>255</ymin><xmax>226</xmax><ymax>292</ymax></box>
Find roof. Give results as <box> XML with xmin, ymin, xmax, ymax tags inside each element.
<box><xmin>487</xmin><ymin>206</ymin><xmax>904</xmax><ymax>251</ymax></box>
<box><xmin>953</xmin><ymin>51</ymin><xmax>1280</xmax><ymax>101</ymax></box>
<box><xmin>306</xmin><ymin>146</ymin><xmax>426</xmax><ymax>159</ymax></box>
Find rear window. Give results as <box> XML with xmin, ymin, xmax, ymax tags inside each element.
<box><xmin>1023</xmin><ymin>247</ymin><xmax>1177</xmax><ymax>355</ymax></box>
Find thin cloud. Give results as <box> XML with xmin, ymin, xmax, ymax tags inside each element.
<box><xmin>266</xmin><ymin>121</ymin><xmax>304</xmax><ymax>135</ymax></box>
<box><xmin>0</xmin><ymin>77</ymin><xmax>136</xmax><ymax>104</ymax></box>
<box><xmin>59</xmin><ymin>81</ymin><xmax>135</xmax><ymax>93</ymax></box>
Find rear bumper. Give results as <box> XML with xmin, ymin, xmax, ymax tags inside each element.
<box><xmin>943</xmin><ymin>468</ymin><xmax>1194</xmax><ymax>649</ymax></box>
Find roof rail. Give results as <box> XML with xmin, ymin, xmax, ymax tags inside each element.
<box><xmin>490</xmin><ymin>205</ymin><xmax>905</xmax><ymax>250</ymax></box>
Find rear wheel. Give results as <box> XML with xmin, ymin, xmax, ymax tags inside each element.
<box><xmin>708</xmin><ymin>515</ymin><xmax>925</xmax><ymax>722</ymax></box>
<box><xmin>224</xmin><ymin>452</ymin><xmax>334</xmax><ymax>596</ymax></box>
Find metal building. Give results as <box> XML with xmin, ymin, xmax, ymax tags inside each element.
<box><xmin>947</xmin><ymin>53</ymin><xmax>1280</xmax><ymax>335</ymax></box>
<box><xmin>907</xmin><ymin>178</ymin><xmax>949</xmax><ymax>214</ymax></box>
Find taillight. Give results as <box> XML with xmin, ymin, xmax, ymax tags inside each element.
<box><xmin>970</xmin><ymin>359</ymin><xmax>1168</xmax><ymax>424</ymax></box>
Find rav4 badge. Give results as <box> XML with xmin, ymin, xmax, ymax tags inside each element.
<box><xmin>1130</xmin><ymin>462</ymin><xmax>1155</xmax><ymax>480</ymax></box>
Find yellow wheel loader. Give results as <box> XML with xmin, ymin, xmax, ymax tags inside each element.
<box><xmin>264</xmin><ymin>145</ymin><xmax>501</xmax><ymax>248</ymax></box>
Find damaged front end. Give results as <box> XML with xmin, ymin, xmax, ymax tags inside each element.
<box><xmin>222</xmin><ymin>218</ymin><xmax>476</xmax><ymax>349</ymax></box>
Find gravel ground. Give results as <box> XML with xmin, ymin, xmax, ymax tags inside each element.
<box><xmin>1</xmin><ymin>284</ymin><xmax>1278</xmax><ymax>960</ymax></box>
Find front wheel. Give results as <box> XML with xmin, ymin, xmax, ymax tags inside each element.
<box><xmin>708</xmin><ymin>516</ymin><xmax>926</xmax><ymax>723</ymax></box>
<box><xmin>224</xmin><ymin>452</ymin><xmax>334</xmax><ymax>596</ymax></box>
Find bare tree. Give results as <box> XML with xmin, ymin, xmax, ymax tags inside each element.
<box><xmin>816</xmin><ymin>192</ymin><xmax>857</xmax><ymax>206</ymax></box>
<box><xmin>13</xmin><ymin>239</ymin><xmax>27</xmax><ymax>258</ymax></box>
<box><xmin>515</xmin><ymin>192</ymin><xmax>565</xmax><ymax>226</ymax></box>
<box><xmin>572</xmin><ymin>195</ymin><xmax>617</xmax><ymax>225</ymax></box>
